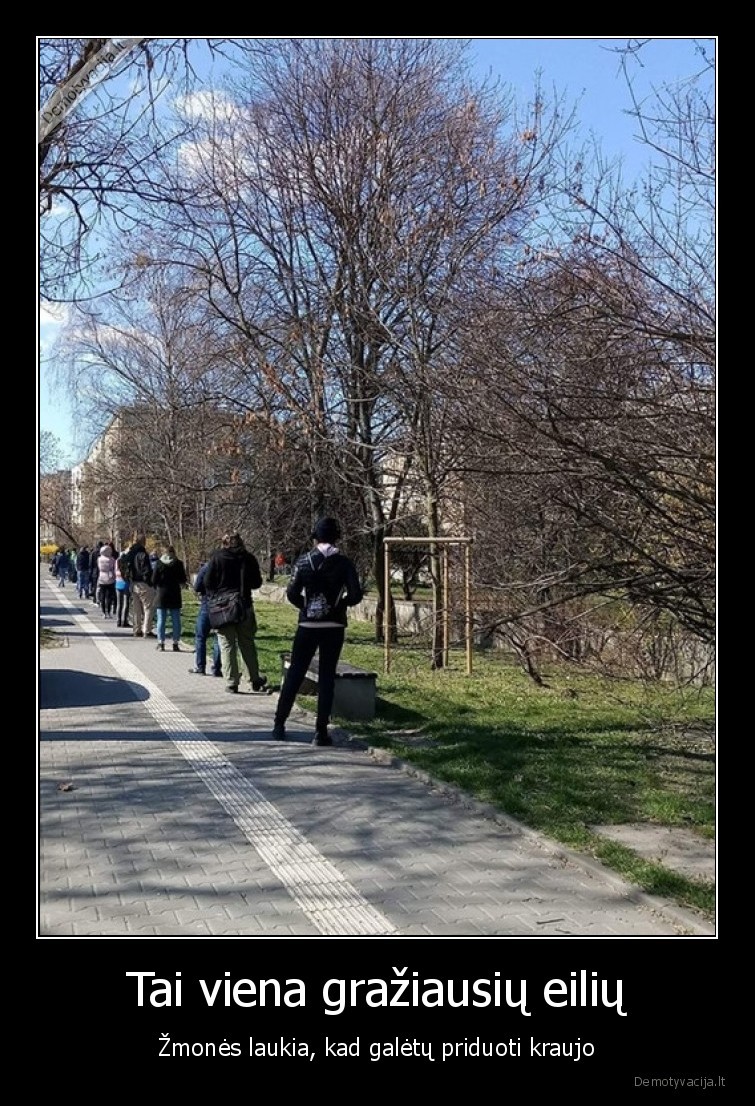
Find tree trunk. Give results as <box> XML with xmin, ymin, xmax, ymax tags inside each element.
<box><xmin>427</xmin><ymin>495</ymin><xmax>444</xmax><ymax>669</ymax></box>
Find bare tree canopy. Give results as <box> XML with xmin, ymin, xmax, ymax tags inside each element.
<box><xmin>42</xmin><ymin>38</ymin><xmax>715</xmax><ymax>675</ymax></box>
<box><xmin>38</xmin><ymin>37</ymin><xmax>238</xmax><ymax>302</ymax></box>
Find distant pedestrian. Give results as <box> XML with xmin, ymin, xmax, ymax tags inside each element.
<box><xmin>272</xmin><ymin>517</ymin><xmax>363</xmax><ymax>746</ymax></box>
<box><xmin>90</xmin><ymin>540</ymin><xmax>104</xmax><ymax>604</ymax></box>
<box><xmin>75</xmin><ymin>545</ymin><xmax>91</xmax><ymax>598</ymax></box>
<box><xmin>97</xmin><ymin>543</ymin><xmax>117</xmax><ymax>619</ymax></box>
<box><xmin>127</xmin><ymin>533</ymin><xmax>157</xmax><ymax>638</ymax></box>
<box><xmin>204</xmin><ymin>532</ymin><xmax>266</xmax><ymax>694</ymax></box>
<box><xmin>188</xmin><ymin>557</ymin><xmax>222</xmax><ymax>677</ymax></box>
<box><xmin>152</xmin><ymin>543</ymin><xmax>188</xmax><ymax>651</ymax></box>
<box><xmin>115</xmin><ymin>546</ymin><xmax>132</xmax><ymax>628</ymax></box>
<box><xmin>55</xmin><ymin>547</ymin><xmax>72</xmax><ymax>588</ymax></box>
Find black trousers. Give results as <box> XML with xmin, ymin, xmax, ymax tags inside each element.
<box><xmin>99</xmin><ymin>582</ymin><xmax>116</xmax><ymax>615</ymax></box>
<box><xmin>275</xmin><ymin>625</ymin><xmax>345</xmax><ymax>727</ymax></box>
<box><xmin>116</xmin><ymin>589</ymin><xmax>130</xmax><ymax>624</ymax></box>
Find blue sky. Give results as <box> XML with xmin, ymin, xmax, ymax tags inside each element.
<box><xmin>38</xmin><ymin>36</ymin><xmax>714</xmax><ymax>466</ymax></box>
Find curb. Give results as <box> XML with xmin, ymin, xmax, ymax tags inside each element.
<box><xmin>335</xmin><ymin>732</ymin><xmax>715</xmax><ymax>938</ymax></box>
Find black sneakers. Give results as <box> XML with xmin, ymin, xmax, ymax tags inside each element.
<box><xmin>172</xmin><ymin>643</ymin><xmax>181</xmax><ymax>652</ymax></box>
<box><xmin>188</xmin><ymin>668</ymin><xmax>206</xmax><ymax>675</ymax></box>
<box><xmin>252</xmin><ymin>675</ymin><xmax>268</xmax><ymax>691</ymax></box>
<box><xmin>312</xmin><ymin>726</ymin><xmax>333</xmax><ymax>747</ymax></box>
<box><xmin>271</xmin><ymin>723</ymin><xmax>287</xmax><ymax>741</ymax></box>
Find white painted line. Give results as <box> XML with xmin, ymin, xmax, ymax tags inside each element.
<box><xmin>42</xmin><ymin>582</ymin><xmax>397</xmax><ymax>936</ymax></box>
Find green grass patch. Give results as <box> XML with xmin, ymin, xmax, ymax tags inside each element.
<box><xmin>183</xmin><ymin>594</ymin><xmax>716</xmax><ymax>921</ymax></box>
<box><xmin>40</xmin><ymin>625</ymin><xmax>64</xmax><ymax>649</ymax></box>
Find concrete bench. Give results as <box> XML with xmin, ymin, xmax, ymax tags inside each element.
<box><xmin>280</xmin><ymin>651</ymin><xmax>377</xmax><ymax>721</ymax></box>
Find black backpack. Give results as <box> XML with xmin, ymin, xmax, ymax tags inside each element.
<box><xmin>304</xmin><ymin>553</ymin><xmax>343</xmax><ymax>620</ymax></box>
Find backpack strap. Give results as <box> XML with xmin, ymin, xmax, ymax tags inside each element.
<box><xmin>307</xmin><ymin>552</ymin><xmax>324</xmax><ymax>574</ymax></box>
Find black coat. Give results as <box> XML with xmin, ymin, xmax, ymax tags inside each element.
<box><xmin>127</xmin><ymin>542</ymin><xmax>154</xmax><ymax>585</ymax></box>
<box><xmin>152</xmin><ymin>556</ymin><xmax>187</xmax><ymax>609</ymax></box>
<box><xmin>204</xmin><ymin>547</ymin><xmax>262</xmax><ymax>602</ymax></box>
<box><xmin>287</xmin><ymin>548</ymin><xmax>363</xmax><ymax>626</ymax></box>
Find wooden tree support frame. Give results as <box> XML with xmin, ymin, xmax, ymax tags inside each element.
<box><xmin>382</xmin><ymin>536</ymin><xmax>474</xmax><ymax>675</ymax></box>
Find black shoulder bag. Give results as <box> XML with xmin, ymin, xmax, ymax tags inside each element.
<box><xmin>207</xmin><ymin>561</ymin><xmax>246</xmax><ymax>628</ymax></box>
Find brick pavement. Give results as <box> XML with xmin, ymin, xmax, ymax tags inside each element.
<box><xmin>38</xmin><ymin>576</ymin><xmax>714</xmax><ymax>938</ymax></box>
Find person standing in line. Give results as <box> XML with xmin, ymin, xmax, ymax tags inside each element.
<box><xmin>55</xmin><ymin>547</ymin><xmax>72</xmax><ymax>588</ymax></box>
<box><xmin>89</xmin><ymin>540</ymin><xmax>104</xmax><ymax>605</ymax></box>
<box><xmin>115</xmin><ymin>546</ymin><xmax>132</xmax><ymax>628</ymax></box>
<box><xmin>152</xmin><ymin>543</ymin><xmax>188</xmax><ymax>651</ymax></box>
<box><xmin>127</xmin><ymin>532</ymin><xmax>157</xmax><ymax>638</ymax></box>
<box><xmin>204</xmin><ymin>532</ymin><xmax>267</xmax><ymax>694</ymax></box>
<box><xmin>97</xmin><ymin>543</ymin><xmax>117</xmax><ymax>619</ymax></box>
<box><xmin>188</xmin><ymin>555</ymin><xmax>222</xmax><ymax>676</ymax></box>
<box><xmin>272</xmin><ymin>517</ymin><xmax>363</xmax><ymax>746</ymax></box>
<box><xmin>75</xmin><ymin>545</ymin><xmax>91</xmax><ymax>598</ymax></box>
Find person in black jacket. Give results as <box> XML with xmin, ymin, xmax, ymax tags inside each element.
<box><xmin>75</xmin><ymin>545</ymin><xmax>91</xmax><ymax>598</ymax></box>
<box><xmin>272</xmin><ymin>517</ymin><xmax>363</xmax><ymax>746</ymax></box>
<box><xmin>89</xmin><ymin>540</ymin><xmax>104</xmax><ymax>605</ymax></box>
<box><xmin>204</xmin><ymin>532</ymin><xmax>267</xmax><ymax>694</ymax></box>
<box><xmin>127</xmin><ymin>533</ymin><xmax>157</xmax><ymax>638</ymax></box>
<box><xmin>152</xmin><ymin>544</ymin><xmax>188</xmax><ymax>651</ymax></box>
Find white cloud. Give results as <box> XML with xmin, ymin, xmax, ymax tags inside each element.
<box><xmin>174</xmin><ymin>89</ymin><xmax>239</xmax><ymax>123</ymax></box>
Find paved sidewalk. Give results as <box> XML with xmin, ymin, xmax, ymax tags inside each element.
<box><xmin>38</xmin><ymin>577</ymin><xmax>714</xmax><ymax>937</ymax></box>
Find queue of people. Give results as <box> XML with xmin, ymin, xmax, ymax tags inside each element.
<box><xmin>46</xmin><ymin>518</ymin><xmax>362</xmax><ymax>745</ymax></box>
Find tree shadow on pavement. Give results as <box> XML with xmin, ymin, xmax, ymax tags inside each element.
<box><xmin>39</xmin><ymin>669</ymin><xmax>150</xmax><ymax>709</ymax></box>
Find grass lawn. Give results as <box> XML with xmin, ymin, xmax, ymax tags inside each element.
<box><xmin>183</xmin><ymin>594</ymin><xmax>716</xmax><ymax>922</ymax></box>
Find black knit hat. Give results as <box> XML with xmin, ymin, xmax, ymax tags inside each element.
<box><xmin>312</xmin><ymin>517</ymin><xmax>341</xmax><ymax>543</ymax></box>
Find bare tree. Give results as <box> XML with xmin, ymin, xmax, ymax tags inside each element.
<box><xmin>143</xmin><ymin>39</ymin><xmax>573</xmax><ymax>646</ymax></box>
<box><xmin>39</xmin><ymin>430</ymin><xmax>63</xmax><ymax>475</ymax></box>
<box><xmin>38</xmin><ymin>37</ymin><xmax>239</xmax><ymax>302</ymax></box>
<box><xmin>446</xmin><ymin>40</ymin><xmax>715</xmax><ymax>677</ymax></box>
<box><xmin>57</xmin><ymin>267</ymin><xmax>238</xmax><ymax>557</ymax></box>
<box><xmin>39</xmin><ymin>470</ymin><xmax>77</xmax><ymax>548</ymax></box>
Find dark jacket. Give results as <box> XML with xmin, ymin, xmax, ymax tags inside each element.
<box><xmin>55</xmin><ymin>550</ymin><xmax>72</xmax><ymax>576</ymax></box>
<box><xmin>76</xmin><ymin>548</ymin><xmax>91</xmax><ymax>572</ymax></box>
<box><xmin>204</xmin><ymin>547</ymin><xmax>262</xmax><ymax>603</ymax></box>
<box><xmin>287</xmin><ymin>548</ymin><xmax>363</xmax><ymax>627</ymax></box>
<box><xmin>193</xmin><ymin>561</ymin><xmax>211</xmax><ymax>607</ymax></box>
<box><xmin>89</xmin><ymin>543</ymin><xmax>104</xmax><ymax>583</ymax></box>
<box><xmin>152</xmin><ymin>554</ymin><xmax>187</xmax><ymax>610</ymax></box>
<box><xmin>127</xmin><ymin>542</ymin><xmax>153</xmax><ymax>585</ymax></box>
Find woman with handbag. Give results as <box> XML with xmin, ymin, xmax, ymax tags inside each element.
<box><xmin>204</xmin><ymin>532</ymin><xmax>267</xmax><ymax>693</ymax></box>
